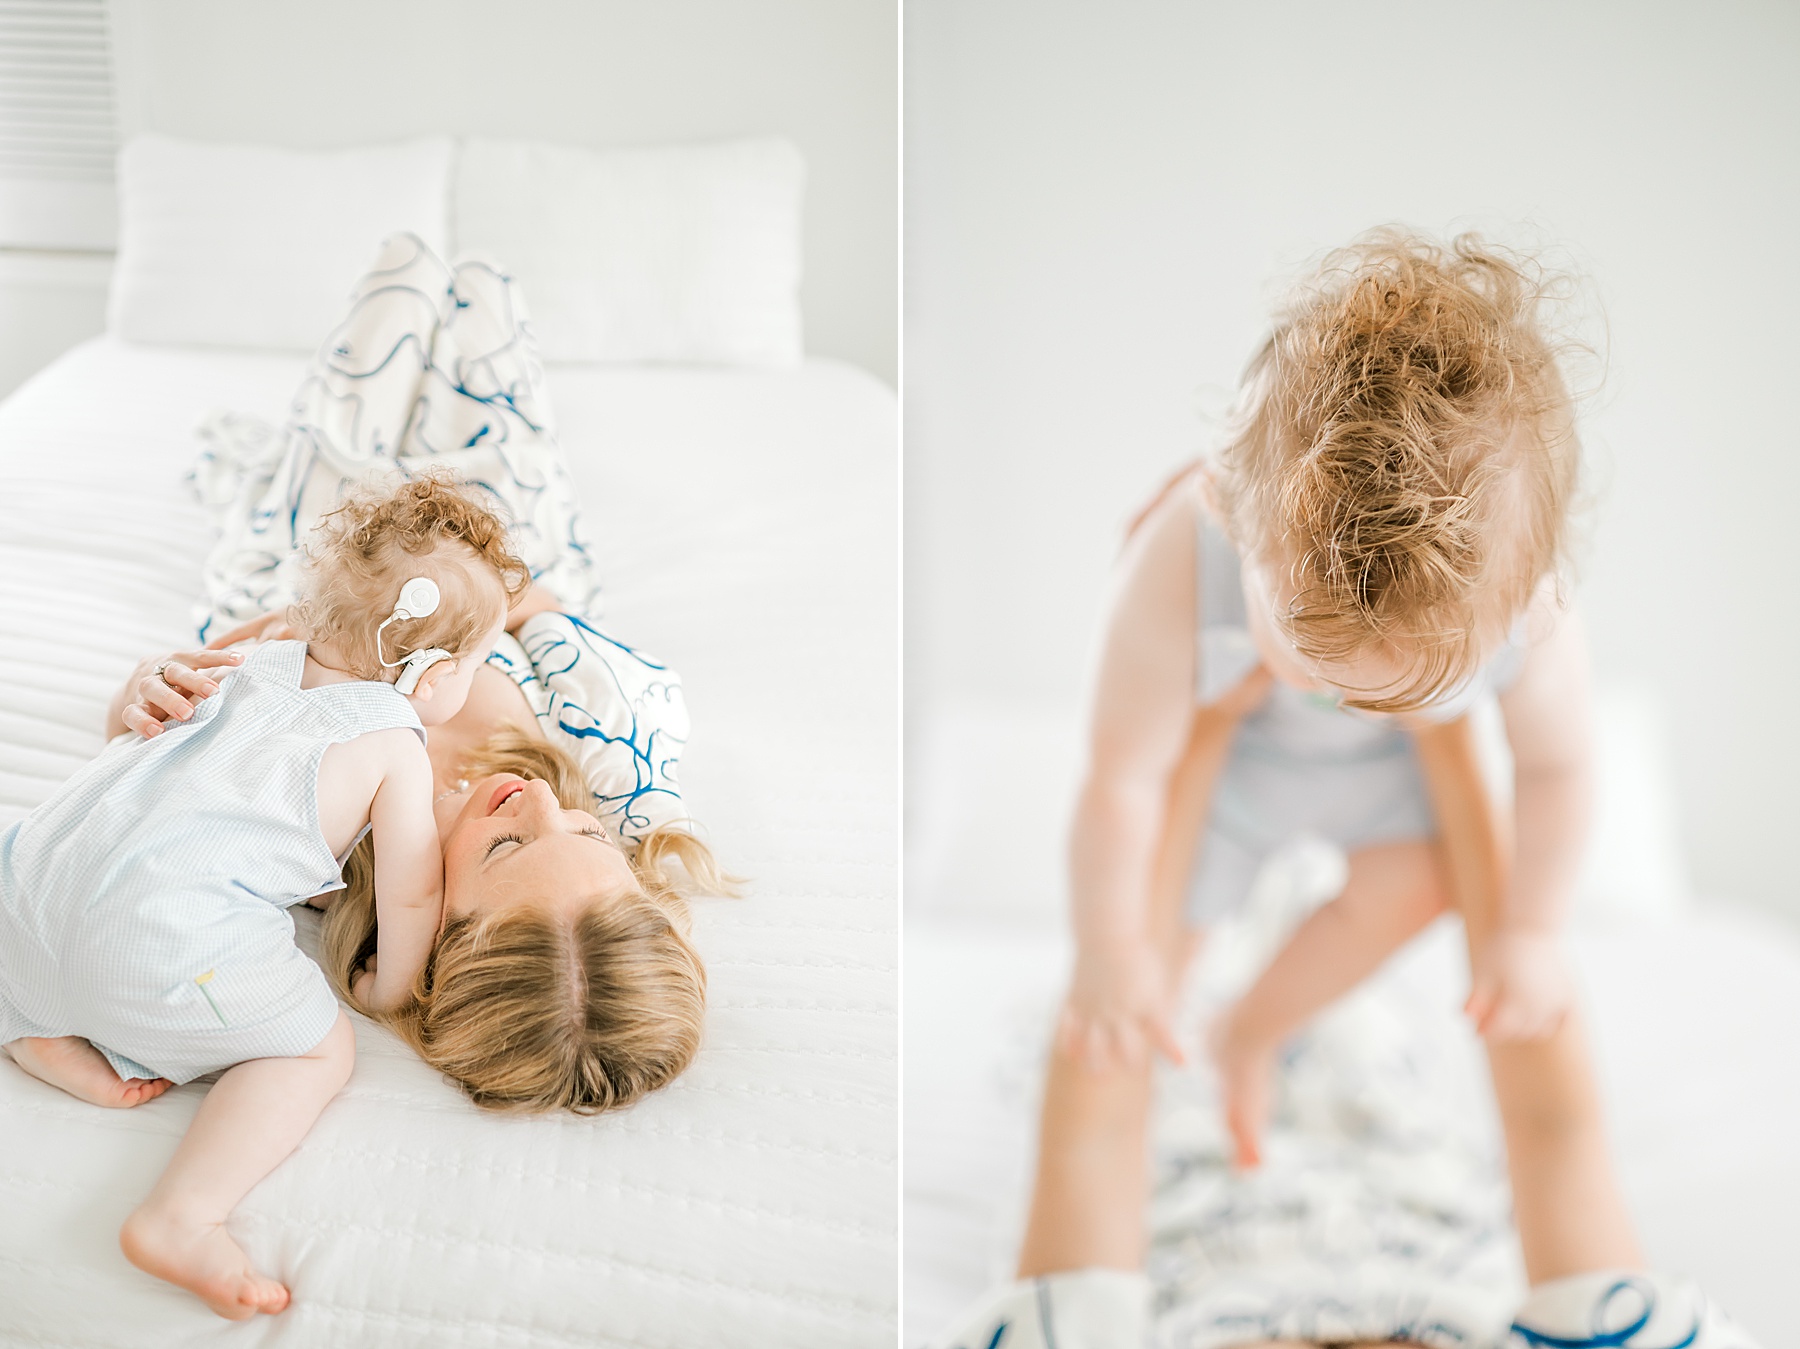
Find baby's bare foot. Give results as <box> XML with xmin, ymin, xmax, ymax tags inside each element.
<box><xmin>1208</xmin><ymin>1011</ymin><xmax>1274</xmax><ymax>1170</ymax></box>
<box><xmin>121</xmin><ymin>1204</ymin><xmax>290</xmax><ymax>1320</ymax></box>
<box><xmin>4</xmin><ymin>1036</ymin><xmax>172</xmax><ymax>1107</ymax></box>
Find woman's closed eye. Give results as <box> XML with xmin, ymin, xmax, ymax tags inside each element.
<box><xmin>483</xmin><ymin>827</ymin><xmax>611</xmax><ymax>862</ymax></box>
<box><xmin>483</xmin><ymin>832</ymin><xmax>526</xmax><ymax>860</ymax></box>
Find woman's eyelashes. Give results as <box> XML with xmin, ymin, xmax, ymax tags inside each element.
<box><xmin>483</xmin><ymin>832</ymin><xmax>526</xmax><ymax>860</ymax></box>
<box><xmin>483</xmin><ymin>826</ymin><xmax>608</xmax><ymax>861</ymax></box>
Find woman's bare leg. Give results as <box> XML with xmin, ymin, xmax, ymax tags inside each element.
<box><xmin>1483</xmin><ymin>1004</ymin><xmax>1642</xmax><ymax>1282</ymax></box>
<box><xmin>120</xmin><ymin>1010</ymin><xmax>355</xmax><ymax>1319</ymax></box>
<box><xmin>1212</xmin><ymin>841</ymin><xmax>1447</xmax><ymax>1166</ymax></box>
<box><xmin>1017</xmin><ymin>929</ymin><xmax>1201</xmax><ymax>1275</ymax></box>
<box><xmin>1018</xmin><ymin>705</ymin><xmax>1228</xmax><ymax>1277</ymax></box>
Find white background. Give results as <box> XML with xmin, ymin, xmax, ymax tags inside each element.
<box><xmin>906</xmin><ymin>0</ymin><xmax>1800</xmax><ymax>920</ymax></box>
<box><xmin>0</xmin><ymin>0</ymin><xmax>897</xmax><ymax>394</ymax></box>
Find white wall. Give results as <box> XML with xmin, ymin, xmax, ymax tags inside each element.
<box><xmin>906</xmin><ymin>1</ymin><xmax>1800</xmax><ymax>917</ymax></box>
<box><xmin>0</xmin><ymin>0</ymin><xmax>896</xmax><ymax>396</ymax></box>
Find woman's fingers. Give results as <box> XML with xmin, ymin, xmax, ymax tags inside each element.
<box><xmin>120</xmin><ymin>704</ymin><xmax>162</xmax><ymax>738</ymax></box>
<box><xmin>1464</xmin><ymin>984</ymin><xmax>1496</xmax><ymax>1036</ymax></box>
<box><xmin>136</xmin><ymin>675</ymin><xmax>195</xmax><ymax>722</ymax></box>
<box><xmin>1109</xmin><ymin>1021</ymin><xmax>1142</xmax><ymax>1070</ymax></box>
<box><xmin>159</xmin><ymin>658</ymin><xmax>226</xmax><ymax>699</ymax></box>
<box><xmin>129</xmin><ymin>649</ymin><xmax>242</xmax><ymax>732</ymax></box>
<box><xmin>181</xmin><ymin>648</ymin><xmax>246</xmax><ymax>673</ymax></box>
<box><xmin>204</xmin><ymin>615</ymin><xmax>276</xmax><ymax>649</ymax></box>
<box><xmin>1148</xmin><ymin>1013</ymin><xmax>1186</xmax><ymax>1067</ymax></box>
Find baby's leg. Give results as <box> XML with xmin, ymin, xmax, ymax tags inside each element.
<box><xmin>120</xmin><ymin>1010</ymin><xmax>354</xmax><ymax>1320</ymax></box>
<box><xmin>4</xmin><ymin>1036</ymin><xmax>172</xmax><ymax>1107</ymax></box>
<box><xmin>1212</xmin><ymin>839</ymin><xmax>1447</xmax><ymax>1166</ymax></box>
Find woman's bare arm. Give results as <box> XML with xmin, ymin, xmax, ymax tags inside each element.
<box><xmin>1060</xmin><ymin>481</ymin><xmax>1266</xmax><ymax>1067</ymax></box>
<box><xmin>1497</xmin><ymin>597</ymin><xmax>1596</xmax><ymax>933</ymax></box>
<box><xmin>1413</xmin><ymin>597</ymin><xmax>1592</xmax><ymax>1042</ymax></box>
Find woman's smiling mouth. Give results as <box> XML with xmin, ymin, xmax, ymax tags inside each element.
<box><xmin>486</xmin><ymin>779</ymin><xmax>527</xmax><ymax>815</ymax></box>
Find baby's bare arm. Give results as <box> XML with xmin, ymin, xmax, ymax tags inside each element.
<box><xmin>1496</xmin><ymin>594</ymin><xmax>1596</xmax><ymax>931</ymax></box>
<box><xmin>359</xmin><ymin>736</ymin><xmax>445</xmax><ymax>1012</ymax></box>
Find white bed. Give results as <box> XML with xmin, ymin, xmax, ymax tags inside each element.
<box><xmin>0</xmin><ymin>336</ymin><xmax>898</xmax><ymax>1346</ymax></box>
<box><xmin>903</xmin><ymin>707</ymin><xmax>1800</xmax><ymax>1348</ymax></box>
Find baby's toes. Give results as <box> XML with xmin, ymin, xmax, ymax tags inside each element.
<box><xmin>243</xmin><ymin>1273</ymin><xmax>290</xmax><ymax>1315</ymax></box>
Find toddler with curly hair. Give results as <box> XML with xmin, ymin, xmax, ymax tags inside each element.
<box><xmin>0</xmin><ymin>474</ymin><xmax>525</xmax><ymax>1318</ymax></box>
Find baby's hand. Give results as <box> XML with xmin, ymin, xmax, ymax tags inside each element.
<box><xmin>120</xmin><ymin>649</ymin><xmax>245</xmax><ymax>738</ymax></box>
<box><xmin>1465</xmin><ymin>928</ymin><xmax>1575</xmax><ymax>1042</ymax></box>
<box><xmin>1056</xmin><ymin>937</ymin><xmax>1184</xmax><ymax>1070</ymax></box>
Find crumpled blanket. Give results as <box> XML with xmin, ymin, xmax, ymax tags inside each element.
<box><xmin>1147</xmin><ymin>845</ymin><xmax>1524</xmax><ymax>1348</ymax></box>
<box><xmin>186</xmin><ymin>232</ymin><xmax>688</xmax><ymax>841</ymax></box>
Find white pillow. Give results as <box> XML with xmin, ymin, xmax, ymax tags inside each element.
<box><xmin>453</xmin><ymin>136</ymin><xmax>805</xmax><ymax>366</ymax></box>
<box><xmin>108</xmin><ymin>134</ymin><xmax>453</xmax><ymax>351</ymax></box>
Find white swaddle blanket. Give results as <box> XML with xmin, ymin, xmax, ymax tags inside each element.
<box><xmin>186</xmin><ymin>233</ymin><xmax>688</xmax><ymax>840</ymax></box>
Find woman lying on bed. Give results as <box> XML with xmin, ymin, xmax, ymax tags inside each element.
<box><xmin>107</xmin><ymin>232</ymin><xmax>728</xmax><ymax>1116</ymax></box>
<box><xmin>109</xmin><ymin>582</ymin><xmax>727</xmax><ymax>1115</ymax></box>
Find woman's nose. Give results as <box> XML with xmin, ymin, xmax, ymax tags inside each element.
<box><xmin>517</xmin><ymin>778</ymin><xmax>562</xmax><ymax>825</ymax></box>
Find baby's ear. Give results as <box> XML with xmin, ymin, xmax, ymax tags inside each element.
<box><xmin>409</xmin><ymin>657</ymin><xmax>458</xmax><ymax>701</ymax></box>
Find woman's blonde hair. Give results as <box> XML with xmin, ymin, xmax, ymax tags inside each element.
<box><xmin>321</xmin><ymin>728</ymin><xmax>728</xmax><ymax>1113</ymax></box>
<box><xmin>1212</xmin><ymin>229</ymin><xmax>1581</xmax><ymax>711</ymax></box>
<box><xmin>291</xmin><ymin>472</ymin><xmax>531</xmax><ymax>681</ymax></box>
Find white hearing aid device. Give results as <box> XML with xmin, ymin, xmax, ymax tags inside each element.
<box><xmin>376</xmin><ymin>577</ymin><xmax>454</xmax><ymax>696</ymax></box>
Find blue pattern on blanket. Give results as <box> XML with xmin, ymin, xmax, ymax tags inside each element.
<box><xmin>1146</xmin><ymin>912</ymin><xmax>1524</xmax><ymax>1348</ymax></box>
<box><xmin>190</xmin><ymin>232</ymin><xmax>600</xmax><ymax>630</ymax></box>
<box><xmin>1503</xmin><ymin>1270</ymin><xmax>1761</xmax><ymax>1349</ymax></box>
<box><xmin>188</xmin><ymin>233</ymin><xmax>689</xmax><ymax>843</ymax></box>
<box><xmin>494</xmin><ymin>611</ymin><xmax>690</xmax><ymax>840</ymax></box>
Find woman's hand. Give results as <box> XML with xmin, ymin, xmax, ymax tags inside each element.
<box><xmin>351</xmin><ymin>954</ymin><xmax>379</xmax><ymax>1012</ymax></box>
<box><xmin>110</xmin><ymin>649</ymin><xmax>245</xmax><ymax>739</ymax></box>
<box><xmin>204</xmin><ymin>611</ymin><xmax>297</xmax><ymax>649</ymax></box>
<box><xmin>1056</xmin><ymin>935</ymin><xmax>1185</xmax><ymax>1071</ymax></box>
<box><xmin>1465</xmin><ymin>927</ymin><xmax>1576</xmax><ymax>1042</ymax></box>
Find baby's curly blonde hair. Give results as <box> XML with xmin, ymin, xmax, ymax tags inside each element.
<box><xmin>322</xmin><ymin>730</ymin><xmax>727</xmax><ymax>1114</ymax></box>
<box><xmin>290</xmin><ymin>472</ymin><xmax>531</xmax><ymax>680</ymax></box>
<box><xmin>1214</xmin><ymin>228</ymin><xmax>1581</xmax><ymax>711</ymax></box>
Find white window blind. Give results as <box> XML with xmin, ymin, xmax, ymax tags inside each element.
<box><xmin>0</xmin><ymin>0</ymin><xmax>118</xmax><ymax>249</ymax></box>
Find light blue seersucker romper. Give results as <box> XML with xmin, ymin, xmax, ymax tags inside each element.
<box><xmin>0</xmin><ymin>640</ymin><xmax>422</xmax><ymax>1084</ymax></box>
<box><xmin>1186</xmin><ymin>506</ymin><xmax>1528</xmax><ymax>926</ymax></box>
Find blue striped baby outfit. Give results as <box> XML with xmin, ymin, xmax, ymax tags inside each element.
<box><xmin>0</xmin><ymin>641</ymin><xmax>421</xmax><ymax>1084</ymax></box>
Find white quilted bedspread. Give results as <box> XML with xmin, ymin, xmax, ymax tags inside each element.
<box><xmin>0</xmin><ymin>338</ymin><xmax>898</xmax><ymax>1347</ymax></box>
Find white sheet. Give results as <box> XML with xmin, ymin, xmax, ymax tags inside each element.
<box><xmin>904</xmin><ymin>906</ymin><xmax>1800</xmax><ymax>1347</ymax></box>
<box><xmin>0</xmin><ymin>337</ymin><xmax>898</xmax><ymax>1346</ymax></box>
